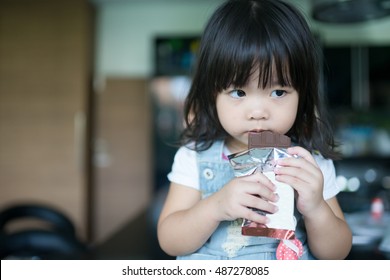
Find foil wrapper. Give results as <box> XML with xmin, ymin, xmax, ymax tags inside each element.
<box><xmin>228</xmin><ymin>147</ymin><xmax>296</xmax><ymax>239</ymax></box>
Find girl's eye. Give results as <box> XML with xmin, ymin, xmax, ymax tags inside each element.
<box><xmin>271</xmin><ymin>89</ymin><xmax>287</xmax><ymax>97</ymax></box>
<box><xmin>229</xmin><ymin>89</ymin><xmax>246</xmax><ymax>99</ymax></box>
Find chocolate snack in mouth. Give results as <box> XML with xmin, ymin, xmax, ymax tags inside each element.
<box><xmin>229</xmin><ymin>130</ymin><xmax>296</xmax><ymax>238</ymax></box>
<box><xmin>248</xmin><ymin>131</ymin><xmax>291</xmax><ymax>149</ymax></box>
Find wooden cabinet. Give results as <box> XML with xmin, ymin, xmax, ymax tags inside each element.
<box><xmin>93</xmin><ymin>78</ymin><xmax>152</xmax><ymax>243</ymax></box>
<box><xmin>0</xmin><ymin>1</ymin><xmax>153</xmax><ymax>245</ymax></box>
<box><xmin>0</xmin><ymin>0</ymin><xmax>93</xmax><ymax>240</ymax></box>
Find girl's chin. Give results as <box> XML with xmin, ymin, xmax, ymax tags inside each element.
<box><xmin>226</xmin><ymin>137</ymin><xmax>248</xmax><ymax>152</ymax></box>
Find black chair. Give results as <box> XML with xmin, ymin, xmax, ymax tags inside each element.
<box><xmin>0</xmin><ymin>203</ymin><xmax>89</xmax><ymax>259</ymax></box>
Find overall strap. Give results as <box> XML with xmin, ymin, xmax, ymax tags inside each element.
<box><xmin>197</xmin><ymin>140</ymin><xmax>225</xmax><ymax>162</ymax></box>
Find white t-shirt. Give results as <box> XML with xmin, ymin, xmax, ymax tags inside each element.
<box><xmin>168</xmin><ymin>145</ymin><xmax>340</xmax><ymax>200</ymax></box>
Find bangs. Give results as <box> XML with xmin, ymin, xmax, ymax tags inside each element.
<box><xmin>199</xmin><ymin>1</ymin><xmax>302</xmax><ymax>94</ymax></box>
<box><xmin>218</xmin><ymin>40</ymin><xmax>293</xmax><ymax>91</ymax></box>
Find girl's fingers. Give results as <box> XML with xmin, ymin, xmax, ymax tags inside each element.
<box><xmin>276</xmin><ymin>147</ymin><xmax>321</xmax><ymax>186</ymax></box>
<box><xmin>244</xmin><ymin>193</ymin><xmax>279</xmax><ymax>214</ymax></box>
<box><xmin>242</xmin><ymin>172</ymin><xmax>276</xmax><ymax>191</ymax></box>
<box><xmin>244</xmin><ymin>207</ymin><xmax>270</xmax><ymax>224</ymax></box>
<box><xmin>275</xmin><ymin>161</ymin><xmax>317</xmax><ymax>185</ymax></box>
<box><xmin>237</xmin><ymin>175</ymin><xmax>278</xmax><ymax>203</ymax></box>
<box><xmin>285</xmin><ymin>146</ymin><xmax>319</xmax><ymax>167</ymax></box>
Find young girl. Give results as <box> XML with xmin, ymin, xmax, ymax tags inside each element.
<box><xmin>157</xmin><ymin>0</ymin><xmax>352</xmax><ymax>260</ymax></box>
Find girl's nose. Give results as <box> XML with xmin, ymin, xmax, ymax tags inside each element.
<box><xmin>248</xmin><ymin>109</ymin><xmax>267</xmax><ymax>120</ymax></box>
<box><xmin>247</xmin><ymin>100</ymin><xmax>268</xmax><ymax>120</ymax></box>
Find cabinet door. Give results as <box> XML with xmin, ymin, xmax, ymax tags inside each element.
<box><xmin>0</xmin><ymin>0</ymin><xmax>92</xmax><ymax>239</ymax></box>
<box><xmin>93</xmin><ymin>78</ymin><xmax>152</xmax><ymax>243</ymax></box>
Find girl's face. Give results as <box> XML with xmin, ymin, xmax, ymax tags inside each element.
<box><xmin>216</xmin><ymin>69</ymin><xmax>299</xmax><ymax>153</ymax></box>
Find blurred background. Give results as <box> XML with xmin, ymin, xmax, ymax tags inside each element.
<box><xmin>0</xmin><ymin>0</ymin><xmax>389</xmax><ymax>260</ymax></box>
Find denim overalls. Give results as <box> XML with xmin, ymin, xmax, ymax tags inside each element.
<box><xmin>177</xmin><ymin>140</ymin><xmax>315</xmax><ymax>260</ymax></box>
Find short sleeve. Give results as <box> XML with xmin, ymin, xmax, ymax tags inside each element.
<box><xmin>167</xmin><ymin>146</ymin><xmax>200</xmax><ymax>190</ymax></box>
<box><xmin>314</xmin><ymin>154</ymin><xmax>340</xmax><ymax>200</ymax></box>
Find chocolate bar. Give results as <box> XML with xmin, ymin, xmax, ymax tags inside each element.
<box><xmin>248</xmin><ymin>131</ymin><xmax>290</xmax><ymax>149</ymax></box>
<box><xmin>229</xmin><ymin>131</ymin><xmax>296</xmax><ymax>239</ymax></box>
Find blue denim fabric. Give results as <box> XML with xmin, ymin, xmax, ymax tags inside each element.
<box><xmin>177</xmin><ymin>141</ymin><xmax>315</xmax><ymax>260</ymax></box>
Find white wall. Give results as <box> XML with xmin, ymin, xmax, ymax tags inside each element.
<box><xmin>93</xmin><ymin>0</ymin><xmax>390</xmax><ymax>78</ymax></box>
<box><xmin>94</xmin><ymin>0</ymin><xmax>224</xmax><ymax>77</ymax></box>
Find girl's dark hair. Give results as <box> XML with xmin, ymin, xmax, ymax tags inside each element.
<box><xmin>182</xmin><ymin>0</ymin><xmax>338</xmax><ymax>159</ymax></box>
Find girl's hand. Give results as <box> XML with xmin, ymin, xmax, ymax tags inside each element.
<box><xmin>211</xmin><ymin>172</ymin><xmax>279</xmax><ymax>224</ymax></box>
<box><xmin>274</xmin><ymin>146</ymin><xmax>325</xmax><ymax>218</ymax></box>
